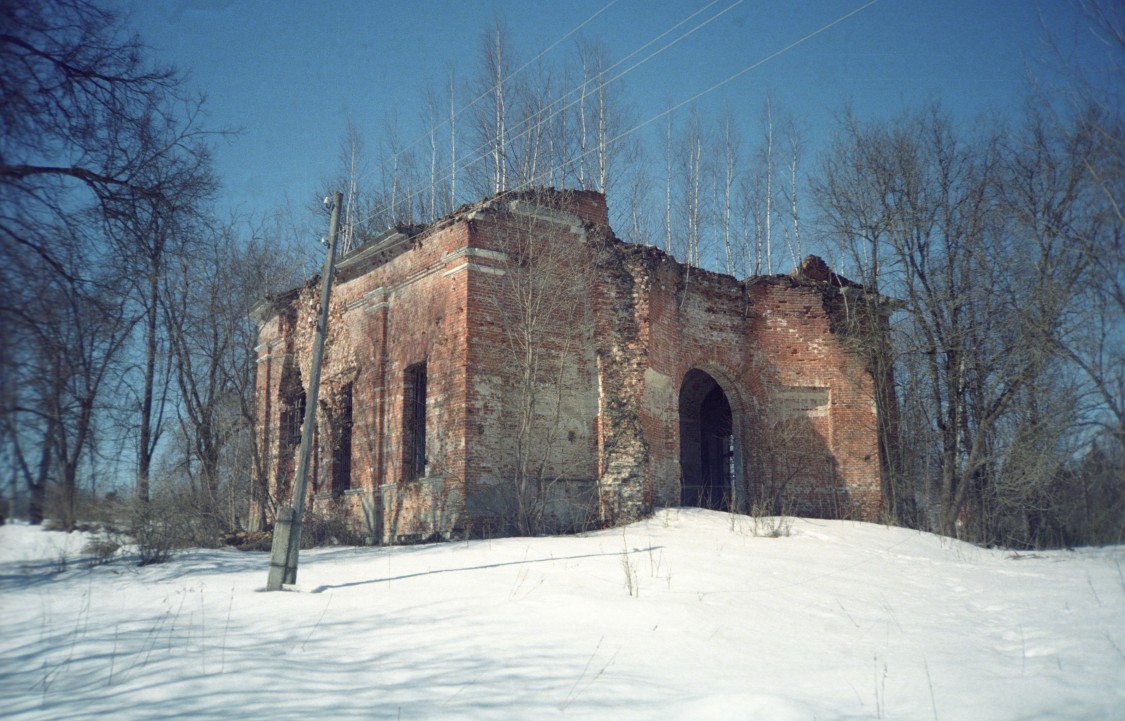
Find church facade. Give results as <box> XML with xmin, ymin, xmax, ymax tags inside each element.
<box><xmin>251</xmin><ymin>189</ymin><xmax>887</xmax><ymax>542</ymax></box>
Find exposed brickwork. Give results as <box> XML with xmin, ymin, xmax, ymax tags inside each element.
<box><xmin>252</xmin><ymin>189</ymin><xmax>886</xmax><ymax>540</ymax></box>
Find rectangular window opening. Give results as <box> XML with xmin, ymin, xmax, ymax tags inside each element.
<box><xmin>332</xmin><ymin>383</ymin><xmax>353</xmax><ymax>493</ymax></box>
<box><xmin>281</xmin><ymin>388</ymin><xmax>306</xmax><ymax>454</ymax></box>
<box><xmin>403</xmin><ymin>362</ymin><xmax>427</xmax><ymax>479</ymax></box>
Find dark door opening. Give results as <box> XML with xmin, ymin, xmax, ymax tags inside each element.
<box><xmin>680</xmin><ymin>369</ymin><xmax>733</xmax><ymax>510</ymax></box>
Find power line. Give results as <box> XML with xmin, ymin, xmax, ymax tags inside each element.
<box><xmin>354</xmin><ymin>0</ymin><xmax>744</xmax><ymax>229</ymax></box>
<box><xmin>351</xmin><ymin>0</ymin><xmax>883</xmax><ymax>237</ymax></box>
<box><xmin>355</xmin><ymin>0</ymin><xmax>620</xmax><ymax>190</ymax></box>
<box><xmin>609</xmin><ymin>0</ymin><xmax>885</xmax><ymax>144</ymax></box>
<box><xmin>451</xmin><ymin>0</ymin><xmax>744</xmax><ymax>193</ymax></box>
<box><xmin>441</xmin><ymin>0</ymin><xmax>735</xmax><ymax>191</ymax></box>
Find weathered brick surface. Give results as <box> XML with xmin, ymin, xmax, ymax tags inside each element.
<box><xmin>252</xmin><ymin>189</ymin><xmax>885</xmax><ymax>540</ymax></box>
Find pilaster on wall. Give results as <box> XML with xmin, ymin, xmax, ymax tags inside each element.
<box><xmin>361</xmin><ymin>286</ymin><xmax>389</xmax><ymax>495</ymax></box>
<box><xmin>249</xmin><ymin>339</ymin><xmax>279</xmax><ymax>531</ymax></box>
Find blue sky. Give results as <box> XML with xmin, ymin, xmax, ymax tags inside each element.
<box><xmin>116</xmin><ymin>0</ymin><xmax>1109</xmax><ymax>229</ymax></box>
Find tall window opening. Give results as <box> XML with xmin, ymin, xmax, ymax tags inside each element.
<box><xmin>332</xmin><ymin>383</ymin><xmax>353</xmax><ymax>493</ymax></box>
<box><xmin>280</xmin><ymin>387</ymin><xmax>306</xmax><ymax>456</ymax></box>
<box><xmin>276</xmin><ymin>371</ymin><xmax>307</xmax><ymax>501</ymax></box>
<box><xmin>403</xmin><ymin>362</ymin><xmax>427</xmax><ymax>479</ymax></box>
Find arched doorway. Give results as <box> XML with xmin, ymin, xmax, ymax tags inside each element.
<box><xmin>679</xmin><ymin>369</ymin><xmax>735</xmax><ymax>510</ymax></box>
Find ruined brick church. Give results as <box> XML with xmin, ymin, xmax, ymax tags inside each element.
<box><xmin>251</xmin><ymin>189</ymin><xmax>887</xmax><ymax>542</ymax></box>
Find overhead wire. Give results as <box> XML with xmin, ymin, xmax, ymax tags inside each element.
<box><xmin>524</xmin><ymin>0</ymin><xmax>887</xmax><ymax>200</ymax></box>
<box><xmin>354</xmin><ymin>0</ymin><xmax>742</xmax><ymax>230</ymax></box>
<box><xmin>428</xmin><ymin>0</ymin><xmax>735</xmax><ymax>193</ymax></box>
<box><xmin>435</xmin><ymin>0</ymin><xmax>744</xmax><ymax>202</ymax></box>
<box><xmin>607</xmin><ymin>0</ymin><xmax>884</xmax><ymax>145</ymax></box>
<box><xmin>351</xmin><ymin>0</ymin><xmax>883</xmax><ymax>238</ymax></box>
<box><xmin>353</xmin><ymin>0</ymin><xmax>619</xmax><ymax>189</ymax></box>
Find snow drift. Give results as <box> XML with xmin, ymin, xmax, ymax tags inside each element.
<box><xmin>2</xmin><ymin>509</ymin><xmax>1123</xmax><ymax>720</ymax></box>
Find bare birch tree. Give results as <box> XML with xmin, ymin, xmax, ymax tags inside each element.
<box><xmin>782</xmin><ymin>115</ymin><xmax>804</xmax><ymax>268</ymax></box>
<box><xmin>472</xmin><ymin>18</ymin><xmax>513</xmax><ymax>196</ymax></box>
<box><xmin>664</xmin><ymin>112</ymin><xmax>675</xmax><ymax>254</ymax></box>
<box><xmin>480</xmin><ymin>192</ymin><xmax>596</xmax><ymax>534</ymax></box>
<box><xmin>680</xmin><ymin>110</ymin><xmax>708</xmax><ymax>267</ymax></box>
<box><xmin>718</xmin><ymin>109</ymin><xmax>742</xmax><ymax>275</ymax></box>
<box><xmin>762</xmin><ymin>98</ymin><xmax>776</xmax><ymax>273</ymax></box>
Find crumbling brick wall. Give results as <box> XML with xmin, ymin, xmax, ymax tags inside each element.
<box><xmin>585</xmin><ymin>239</ymin><xmax>882</xmax><ymax>521</ymax></box>
<box><xmin>251</xmin><ymin>188</ymin><xmax>885</xmax><ymax>541</ymax></box>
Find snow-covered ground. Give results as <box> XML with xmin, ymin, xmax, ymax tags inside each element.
<box><xmin>2</xmin><ymin>510</ymin><xmax>1123</xmax><ymax>720</ymax></box>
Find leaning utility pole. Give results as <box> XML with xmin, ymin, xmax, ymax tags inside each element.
<box><xmin>266</xmin><ymin>191</ymin><xmax>343</xmax><ymax>591</ymax></box>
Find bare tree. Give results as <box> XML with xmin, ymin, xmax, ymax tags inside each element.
<box><xmin>718</xmin><ymin>109</ymin><xmax>742</xmax><ymax>275</ymax></box>
<box><xmin>761</xmin><ymin>98</ymin><xmax>776</xmax><ymax>274</ymax></box>
<box><xmin>319</xmin><ymin>120</ymin><xmax>386</xmax><ymax>252</ymax></box>
<box><xmin>679</xmin><ymin>110</ymin><xmax>708</xmax><ymax>267</ymax></box>
<box><xmin>989</xmin><ymin>0</ymin><xmax>1125</xmax><ymax>544</ymax></box>
<box><xmin>781</xmin><ymin>115</ymin><xmax>804</xmax><ymax>269</ymax></box>
<box><xmin>420</xmin><ymin>85</ymin><xmax>443</xmax><ymax>222</ymax></box>
<box><xmin>376</xmin><ymin>111</ymin><xmax>418</xmax><ymax>226</ymax></box>
<box><xmin>733</xmin><ymin>99</ymin><xmax>787</xmax><ymax>278</ymax></box>
<box><xmin>623</xmin><ymin>149</ymin><xmax>653</xmax><ymax>247</ymax></box>
<box><xmin>2</xmin><ymin>228</ymin><xmax>134</xmax><ymax>528</ymax></box>
<box><xmin>750</xmin><ymin>401</ymin><xmax>831</xmax><ymax>517</ymax></box>
<box><xmin>102</xmin><ymin>143</ymin><xmax>216</xmax><ymax>503</ymax></box>
<box><xmin>1</xmin><ymin>0</ymin><xmax>220</xmax><ymax>514</ymax></box>
<box><xmin>734</xmin><ymin>165</ymin><xmax>762</xmax><ymax>277</ymax></box>
<box><xmin>1042</xmin><ymin>1</ymin><xmax>1125</xmax><ymax>445</ymax></box>
<box><xmin>340</xmin><ymin>120</ymin><xmax>366</xmax><ymax>254</ymax></box>
<box><xmin>576</xmin><ymin>47</ymin><xmax>590</xmax><ymax>189</ymax></box>
<box><xmin>162</xmin><ymin>219</ymin><xmax>303</xmax><ymax>531</ymax></box>
<box><xmin>573</xmin><ymin>37</ymin><xmax>628</xmax><ymax>196</ymax></box>
<box><xmin>663</xmin><ymin>112</ymin><xmax>675</xmax><ymax>254</ymax></box>
<box><xmin>1</xmin><ymin>0</ymin><xmax>190</xmax><ymax>242</ymax></box>
<box><xmin>470</xmin><ymin>18</ymin><xmax>514</xmax><ymax>196</ymax></box>
<box><xmin>815</xmin><ymin>107</ymin><xmax>1056</xmax><ymax>541</ymax></box>
<box><xmin>508</xmin><ymin>56</ymin><xmax>555</xmax><ymax>189</ymax></box>
<box><xmin>479</xmin><ymin>192</ymin><xmax>596</xmax><ymax>534</ymax></box>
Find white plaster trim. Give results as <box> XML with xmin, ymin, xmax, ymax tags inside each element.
<box><xmin>255</xmin><ymin>339</ymin><xmax>284</xmax><ymax>362</ymax></box>
<box><xmin>504</xmin><ymin>199</ymin><xmax>584</xmax><ymax>235</ymax></box>
<box><xmin>346</xmin><ymin>245</ymin><xmax>506</xmax><ymax>318</ymax></box>
<box><xmin>362</xmin><ymin>287</ymin><xmax>389</xmax><ymax>314</ymax></box>
<box><xmin>441</xmin><ymin>246</ymin><xmax>508</xmax><ymax>264</ymax></box>
<box><xmin>344</xmin><ymin>295</ymin><xmax>369</xmax><ymax>312</ymax></box>
<box><xmin>443</xmin><ymin>262</ymin><xmax>506</xmax><ymax>278</ymax></box>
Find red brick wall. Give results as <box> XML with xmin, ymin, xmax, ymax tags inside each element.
<box><xmin>460</xmin><ymin>196</ymin><xmax>602</xmax><ymax>532</ymax></box>
<box><xmin>252</xmin><ymin>189</ymin><xmax>884</xmax><ymax>541</ymax></box>
<box><xmin>254</xmin><ymin>217</ymin><xmax>474</xmax><ymax>540</ymax></box>
<box><xmin>614</xmin><ymin>253</ymin><xmax>882</xmax><ymax>521</ymax></box>
<box><xmin>578</xmin><ymin>219</ymin><xmax>882</xmax><ymax>522</ymax></box>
